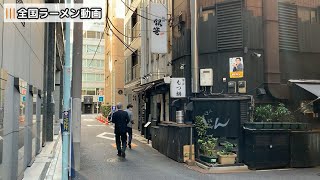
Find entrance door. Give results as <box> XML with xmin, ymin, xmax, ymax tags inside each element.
<box><xmin>84</xmin><ymin>104</ymin><xmax>92</xmax><ymax>114</ymax></box>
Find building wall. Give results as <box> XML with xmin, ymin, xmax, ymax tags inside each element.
<box><xmin>105</xmin><ymin>0</ymin><xmax>125</xmax><ymax>106</ymax></box>
<box><xmin>81</xmin><ymin>23</ymin><xmax>105</xmax><ymax>113</ymax></box>
<box><xmin>172</xmin><ymin>0</ymin><xmax>320</xmax><ymax>99</ymax></box>
<box><xmin>0</xmin><ymin>0</ymin><xmax>46</xmax><ymax>178</ymax></box>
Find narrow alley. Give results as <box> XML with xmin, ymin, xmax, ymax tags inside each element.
<box><xmin>74</xmin><ymin>115</ymin><xmax>320</xmax><ymax>180</ymax></box>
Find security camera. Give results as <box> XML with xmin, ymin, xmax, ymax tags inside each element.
<box><xmin>253</xmin><ymin>52</ymin><xmax>262</xmax><ymax>58</ymax></box>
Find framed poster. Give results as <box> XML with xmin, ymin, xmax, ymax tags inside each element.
<box><xmin>229</xmin><ymin>57</ymin><xmax>244</xmax><ymax>79</ymax></box>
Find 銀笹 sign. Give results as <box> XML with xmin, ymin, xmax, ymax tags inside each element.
<box><xmin>170</xmin><ymin>78</ymin><xmax>186</xmax><ymax>98</ymax></box>
<box><xmin>149</xmin><ymin>2</ymin><xmax>168</xmax><ymax>54</ymax></box>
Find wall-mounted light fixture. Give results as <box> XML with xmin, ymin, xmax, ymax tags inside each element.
<box><xmin>252</xmin><ymin>52</ymin><xmax>262</xmax><ymax>58</ymax></box>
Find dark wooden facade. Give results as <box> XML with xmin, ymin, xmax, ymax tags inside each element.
<box><xmin>172</xmin><ymin>0</ymin><xmax>320</xmax><ymax>103</ymax></box>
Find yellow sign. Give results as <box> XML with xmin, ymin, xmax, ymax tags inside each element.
<box><xmin>229</xmin><ymin>57</ymin><xmax>244</xmax><ymax>79</ymax></box>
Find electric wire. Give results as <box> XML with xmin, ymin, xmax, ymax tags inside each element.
<box><xmin>121</xmin><ymin>0</ymin><xmax>170</xmax><ymax>21</ymax></box>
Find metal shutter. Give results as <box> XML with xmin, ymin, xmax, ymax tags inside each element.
<box><xmin>217</xmin><ymin>0</ymin><xmax>243</xmax><ymax>51</ymax></box>
<box><xmin>279</xmin><ymin>3</ymin><xmax>299</xmax><ymax>51</ymax></box>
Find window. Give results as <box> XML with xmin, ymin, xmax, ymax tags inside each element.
<box><xmin>82</xmin><ymin>59</ymin><xmax>87</xmax><ymax>67</ymax></box>
<box><xmin>298</xmin><ymin>7</ymin><xmax>319</xmax><ymax>24</ymax></box>
<box><xmin>87</xmin><ymin>74</ymin><xmax>95</xmax><ymax>81</ymax></box>
<box><xmin>87</xmin><ymin>90</ymin><xmax>96</xmax><ymax>95</ymax></box>
<box><xmin>87</xmin><ymin>31</ymin><xmax>96</xmax><ymax>38</ymax></box>
<box><xmin>82</xmin><ymin>73</ymin><xmax>104</xmax><ymax>82</ymax></box>
<box><xmin>87</xmin><ymin>45</ymin><xmax>96</xmax><ymax>53</ymax></box>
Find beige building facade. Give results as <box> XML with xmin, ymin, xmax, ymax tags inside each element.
<box><xmin>105</xmin><ymin>0</ymin><xmax>126</xmax><ymax>106</ymax></box>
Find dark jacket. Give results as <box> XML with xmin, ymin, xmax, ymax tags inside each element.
<box><xmin>112</xmin><ymin>110</ymin><xmax>130</xmax><ymax>134</ymax></box>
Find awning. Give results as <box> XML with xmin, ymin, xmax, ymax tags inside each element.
<box><xmin>132</xmin><ymin>79</ymin><xmax>166</xmax><ymax>93</ymax></box>
<box><xmin>296</xmin><ymin>83</ymin><xmax>320</xmax><ymax>97</ymax></box>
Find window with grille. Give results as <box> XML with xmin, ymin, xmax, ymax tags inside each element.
<box><xmin>279</xmin><ymin>3</ymin><xmax>299</xmax><ymax>51</ymax></box>
<box><xmin>217</xmin><ymin>0</ymin><xmax>243</xmax><ymax>51</ymax></box>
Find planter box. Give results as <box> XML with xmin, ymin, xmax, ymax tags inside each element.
<box><xmin>263</xmin><ymin>123</ymin><xmax>272</xmax><ymax>129</ymax></box>
<box><xmin>281</xmin><ymin>122</ymin><xmax>291</xmax><ymax>129</ymax></box>
<box><xmin>243</xmin><ymin>129</ymin><xmax>290</xmax><ymax>170</ymax></box>
<box><xmin>244</xmin><ymin>122</ymin><xmax>264</xmax><ymax>129</ymax></box>
<box><xmin>244</xmin><ymin>122</ymin><xmax>309</xmax><ymax>130</ymax></box>
<box><xmin>199</xmin><ymin>155</ymin><xmax>218</xmax><ymax>164</ymax></box>
<box><xmin>218</xmin><ymin>154</ymin><xmax>237</xmax><ymax>165</ymax></box>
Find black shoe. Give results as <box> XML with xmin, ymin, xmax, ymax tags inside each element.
<box><xmin>117</xmin><ymin>151</ymin><xmax>121</xmax><ymax>156</ymax></box>
<box><xmin>128</xmin><ymin>144</ymin><xmax>132</xmax><ymax>149</ymax></box>
<box><xmin>121</xmin><ymin>152</ymin><xmax>126</xmax><ymax>158</ymax></box>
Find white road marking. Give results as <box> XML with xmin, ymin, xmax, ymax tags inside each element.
<box><xmin>96</xmin><ymin>132</ymin><xmax>115</xmax><ymax>141</ymax></box>
<box><xmin>87</xmin><ymin>125</ymin><xmax>105</xmax><ymax>127</ymax></box>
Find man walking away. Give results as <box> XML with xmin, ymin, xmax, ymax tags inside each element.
<box><xmin>125</xmin><ymin>104</ymin><xmax>134</xmax><ymax>149</ymax></box>
<box><xmin>112</xmin><ymin>103</ymin><xmax>130</xmax><ymax>158</ymax></box>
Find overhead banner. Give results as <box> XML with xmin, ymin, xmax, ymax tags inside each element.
<box><xmin>149</xmin><ymin>2</ymin><xmax>168</xmax><ymax>54</ymax></box>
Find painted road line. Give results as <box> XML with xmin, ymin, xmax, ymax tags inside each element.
<box><xmin>96</xmin><ymin>132</ymin><xmax>115</xmax><ymax>141</ymax></box>
<box><xmin>87</xmin><ymin>125</ymin><xmax>105</xmax><ymax>127</ymax></box>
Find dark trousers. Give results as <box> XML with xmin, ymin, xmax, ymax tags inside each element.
<box><xmin>115</xmin><ymin>133</ymin><xmax>127</xmax><ymax>153</ymax></box>
<box><xmin>127</xmin><ymin>127</ymin><xmax>132</xmax><ymax>145</ymax></box>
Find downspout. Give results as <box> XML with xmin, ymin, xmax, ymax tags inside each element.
<box><xmin>190</xmin><ymin>0</ymin><xmax>199</xmax><ymax>94</ymax></box>
<box><xmin>263</xmin><ymin>0</ymin><xmax>289</xmax><ymax>99</ymax></box>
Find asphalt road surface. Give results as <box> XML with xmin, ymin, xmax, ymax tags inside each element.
<box><xmin>74</xmin><ymin>114</ymin><xmax>320</xmax><ymax>180</ymax></box>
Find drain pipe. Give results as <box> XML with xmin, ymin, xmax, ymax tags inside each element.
<box><xmin>190</xmin><ymin>0</ymin><xmax>199</xmax><ymax>94</ymax></box>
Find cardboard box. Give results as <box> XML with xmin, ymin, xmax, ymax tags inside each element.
<box><xmin>183</xmin><ymin>144</ymin><xmax>195</xmax><ymax>162</ymax></box>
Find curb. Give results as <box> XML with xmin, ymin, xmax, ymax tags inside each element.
<box><xmin>39</xmin><ymin>134</ymin><xmax>61</xmax><ymax>180</ymax></box>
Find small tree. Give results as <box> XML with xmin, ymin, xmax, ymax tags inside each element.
<box><xmin>101</xmin><ymin>105</ymin><xmax>111</xmax><ymax>118</ymax></box>
<box><xmin>195</xmin><ymin>116</ymin><xmax>218</xmax><ymax>157</ymax></box>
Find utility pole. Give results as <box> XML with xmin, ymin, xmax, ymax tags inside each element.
<box><xmin>62</xmin><ymin>0</ymin><xmax>71</xmax><ymax>178</ymax></box>
<box><xmin>71</xmin><ymin>0</ymin><xmax>83</xmax><ymax>172</ymax></box>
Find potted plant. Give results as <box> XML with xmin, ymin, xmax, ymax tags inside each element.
<box><xmin>195</xmin><ymin>116</ymin><xmax>218</xmax><ymax>163</ymax></box>
<box><xmin>198</xmin><ymin>136</ymin><xmax>218</xmax><ymax>163</ymax></box>
<box><xmin>218</xmin><ymin>141</ymin><xmax>237</xmax><ymax>165</ymax></box>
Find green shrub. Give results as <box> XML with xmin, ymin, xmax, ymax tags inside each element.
<box><xmin>218</xmin><ymin>141</ymin><xmax>234</xmax><ymax>155</ymax></box>
<box><xmin>254</xmin><ymin>103</ymin><xmax>295</xmax><ymax>122</ymax></box>
<box><xmin>101</xmin><ymin>105</ymin><xmax>111</xmax><ymax>118</ymax></box>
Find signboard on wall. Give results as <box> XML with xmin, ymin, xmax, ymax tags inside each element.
<box><xmin>229</xmin><ymin>57</ymin><xmax>244</xmax><ymax>78</ymax></box>
<box><xmin>170</xmin><ymin>78</ymin><xmax>186</xmax><ymax>98</ymax></box>
<box><xmin>149</xmin><ymin>2</ymin><xmax>168</xmax><ymax>54</ymax></box>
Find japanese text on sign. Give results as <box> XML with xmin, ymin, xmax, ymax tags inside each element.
<box><xmin>63</xmin><ymin>111</ymin><xmax>69</xmax><ymax>132</ymax></box>
<box><xmin>4</xmin><ymin>3</ymin><xmax>105</xmax><ymax>22</ymax></box>
<box><xmin>170</xmin><ymin>78</ymin><xmax>186</xmax><ymax>98</ymax></box>
<box><xmin>149</xmin><ymin>2</ymin><xmax>168</xmax><ymax>54</ymax></box>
